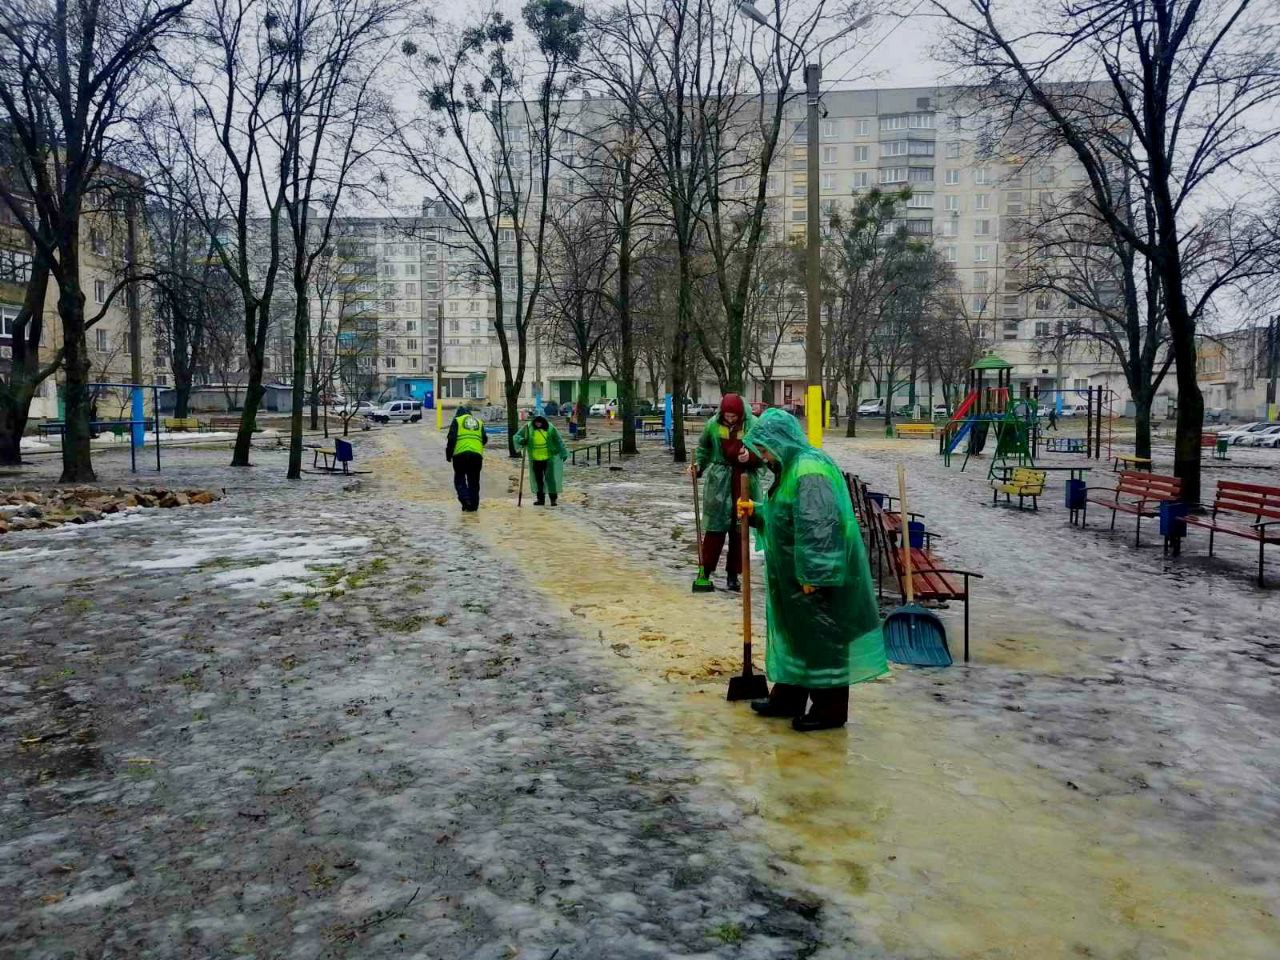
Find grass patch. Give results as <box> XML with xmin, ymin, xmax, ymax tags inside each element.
<box><xmin>710</xmin><ymin>922</ymin><xmax>744</xmax><ymax>945</ymax></box>
<box><xmin>197</xmin><ymin>555</ymin><xmax>269</xmax><ymax>572</ymax></box>
<box><xmin>375</xmin><ymin>613</ymin><xmax>427</xmax><ymax>633</ymax></box>
<box><xmin>64</xmin><ymin>597</ymin><xmax>94</xmax><ymax>615</ymax></box>
<box><xmin>178</xmin><ymin>670</ymin><xmax>201</xmax><ymax>692</ymax></box>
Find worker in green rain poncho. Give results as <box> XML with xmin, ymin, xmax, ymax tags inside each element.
<box><xmin>689</xmin><ymin>394</ymin><xmax>761</xmax><ymax>591</ymax></box>
<box><xmin>738</xmin><ymin>408</ymin><xmax>887</xmax><ymax>732</ymax></box>
<box><xmin>513</xmin><ymin>414</ymin><xmax>569</xmax><ymax>505</ymax></box>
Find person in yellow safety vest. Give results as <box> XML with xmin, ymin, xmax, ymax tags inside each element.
<box><xmin>445</xmin><ymin>405</ymin><xmax>487</xmax><ymax>512</ymax></box>
<box><xmin>513</xmin><ymin>414</ymin><xmax>569</xmax><ymax>506</ymax></box>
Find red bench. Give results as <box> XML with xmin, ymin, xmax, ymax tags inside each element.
<box><xmin>1082</xmin><ymin>471</ymin><xmax>1182</xmax><ymax>547</ymax></box>
<box><xmin>1184</xmin><ymin>481</ymin><xmax>1280</xmax><ymax>587</ymax></box>
<box><xmin>849</xmin><ymin>475</ymin><xmax>983</xmax><ymax>661</ymax></box>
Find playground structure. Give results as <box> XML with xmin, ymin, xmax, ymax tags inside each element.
<box><xmin>939</xmin><ymin>354</ymin><xmax>1119</xmax><ymax>476</ymax></box>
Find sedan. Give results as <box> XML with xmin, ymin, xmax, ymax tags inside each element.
<box><xmin>1240</xmin><ymin>424</ymin><xmax>1280</xmax><ymax>447</ymax></box>
<box><xmin>1219</xmin><ymin>421</ymin><xmax>1271</xmax><ymax>445</ymax></box>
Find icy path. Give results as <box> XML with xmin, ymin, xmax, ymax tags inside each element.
<box><xmin>1</xmin><ymin>444</ymin><xmax>821</xmax><ymax>959</ymax></box>
<box><xmin>396</xmin><ymin>427</ymin><xmax>1280</xmax><ymax>959</ymax></box>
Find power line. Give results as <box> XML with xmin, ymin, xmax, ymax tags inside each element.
<box><xmin>825</xmin><ymin>0</ymin><xmax>932</xmax><ymax>90</ymax></box>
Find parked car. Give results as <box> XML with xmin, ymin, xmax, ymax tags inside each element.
<box><xmin>683</xmin><ymin>401</ymin><xmax>716</xmax><ymax>418</ymax></box>
<box><xmin>932</xmin><ymin>403</ymin><xmax>951</xmax><ymax>419</ymax></box>
<box><xmin>336</xmin><ymin>400</ymin><xmax>375</xmax><ymax>418</ymax></box>
<box><xmin>540</xmin><ymin>400</ymin><xmax>561</xmax><ymax>417</ymax></box>
<box><xmin>1219</xmin><ymin>421</ymin><xmax>1271</xmax><ymax>445</ymax></box>
<box><xmin>589</xmin><ymin>398</ymin><xmax>619</xmax><ymax>416</ymax></box>
<box><xmin>856</xmin><ymin>397</ymin><xmax>885</xmax><ymax>416</ymax></box>
<box><xmin>1056</xmin><ymin>403</ymin><xmax>1089</xmax><ymax>417</ymax></box>
<box><xmin>1240</xmin><ymin>423</ymin><xmax>1280</xmax><ymax>447</ymax></box>
<box><xmin>369</xmin><ymin>400</ymin><xmax>422</xmax><ymax>424</ymax></box>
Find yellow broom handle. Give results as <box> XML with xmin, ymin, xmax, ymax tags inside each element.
<box><xmin>898</xmin><ymin>465</ymin><xmax>914</xmax><ymax>604</ymax></box>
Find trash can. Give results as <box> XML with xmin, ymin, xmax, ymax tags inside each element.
<box><xmin>1160</xmin><ymin>500</ymin><xmax>1188</xmax><ymax>555</ymax></box>
<box><xmin>908</xmin><ymin>520</ymin><xmax>926</xmax><ymax>550</ymax></box>
<box><xmin>1065</xmin><ymin>478</ymin><xmax>1086</xmax><ymax>511</ymax></box>
<box><xmin>1216</xmin><ymin>438</ymin><xmax>1228</xmax><ymax>460</ymax></box>
<box><xmin>569</xmin><ymin>421</ymin><xmax>579</xmax><ymax>439</ymax></box>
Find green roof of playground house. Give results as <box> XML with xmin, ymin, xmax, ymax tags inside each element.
<box><xmin>971</xmin><ymin>353</ymin><xmax>1013</xmax><ymax>370</ymax></box>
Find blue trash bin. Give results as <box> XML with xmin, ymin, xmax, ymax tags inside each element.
<box><xmin>1065</xmin><ymin>478</ymin><xmax>1086</xmax><ymax>511</ymax></box>
<box><xmin>908</xmin><ymin>520</ymin><xmax>926</xmax><ymax>550</ymax></box>
<box><xmin>1159</xmin><ymin>500</ymin><xmax>1188</xmax><ymax>539</ymax></box>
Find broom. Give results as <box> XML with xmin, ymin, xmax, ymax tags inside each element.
<box><xmin>690</xmin><ymin>468</ymin><xmax>715</xmax><ymax>592</ymax></box>
<box><xmin>727</xmin><ymin>473</ymin><xmax>769</xmax><ymax>701</ymax></box>
<box><xmin>883</xmin><ymin>464</ymin><xmax>951</xmax><ymax>667</ymax></box>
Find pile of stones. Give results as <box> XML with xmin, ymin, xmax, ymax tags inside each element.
<box><xmin>0</xmin><ymin>487</ymin><xmax>222</xmax><ymax>534</ymax></box>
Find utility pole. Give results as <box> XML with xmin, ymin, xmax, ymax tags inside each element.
<box><xmin>804</xmin><ymin>63</ymin><xmax>822</xmax><ymax>448</ymax></box>
<box><xmin>435</xmin><ymin>301</ymin><xmax>445</xmax><ymax>429</ymax></box>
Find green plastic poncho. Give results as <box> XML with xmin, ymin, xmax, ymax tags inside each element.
<box><xmin>694</xmin><ymin>413</ymin><xmax>762</xmax><ymax>533</ymax></box>
<box><xmin>743</xmin><ymin>409</ymin><xmax>887</xmax><ymax>688</ymax></box>
<box><xmin>513</xmin><ymin>419</ymin><xmax>569</xmax><ymax>497</ymax></box>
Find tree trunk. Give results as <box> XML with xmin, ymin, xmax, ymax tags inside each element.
<box><xmin>0</xmin><ymin>387</ymin><xmax>35</xmax><ymax>467</ymax></box>
<box><xmin>58</xmin><ymin>272</ymin><xmax>95</xmax><ymax>484</ymax></box>
<box><xmin>174</xmin><ymin>380</ymin><xmax>192</xmax><ymax>419</ymax></box>
<box><xmin>670</xmin><ymin>255</ymin><xmax>692</xmax><ymax>464</ymax></box>
<box><xmin>506</xmin><ymin>383</ymin><xmax>520</xmax><ymax>458</ymax></box>
<box><xmin>846</xmin><ymin>382</ymin><xmax>860</xmax><ymax>438</ymax></box>
<box><xmin>726</xmin><ymin>301</ymin><xmax>744</xmax><ymax>394</ymax></box>
<box><xmin>233</xmin><ymin>353</ymin><xmax>266</xmax><ymax>467</ymax></box>
<box><xmin>287</xmin><ymin>295</ymin><xmax>308</xmax><ymax>480</ymax></box>
<box><xmin>1132</xmin><ymin>392</ymin><xmax>1153</xmax><ymax>461</ymax></box>
<box><xmin>576</xmin><ymin>359</ymin><xmax>591</xmax><ymax>442</ymax></box>
<box><xmin>1170</xmin><ymin>333</ymin><xmax>1203</xmax><ymax>506</ymax></box>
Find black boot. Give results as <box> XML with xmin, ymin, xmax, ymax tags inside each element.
<box><xmin>549</xmin><ymin>495</ymin><xmax>557</xmax><ymax>506</ymax></box>
<box><xmin>726</xmin><ymin>574</ymin><xmax>741</xmax><ymax>592</ymax></box>
<box><xmin>792</xmin><ymin>687</ymin><xmax>848</xmax><ymax>732</ymax></box>
<box><xmin>535</xmin><ymin>496</ymin><xmax>546</xmax><ymax>506</ymax></box>
<box><xmin>750</xmin><ymin>683</ymin><xmax>806</xmax><ymax>718</ymax></box>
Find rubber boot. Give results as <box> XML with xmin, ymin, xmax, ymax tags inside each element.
<box><xmin>750</xmin><ymin>683</ymin><xmax>806</xmax><ymax>718</ymax></box>
<box><xmin>792</xmin><ymin>686</ymin><xmax>849</xmax><ymax>732</ymax></box>
<box><xmin>726</xmin><ymin>574</ymin><xmax>740</xmax><ymax>592</ymax></box>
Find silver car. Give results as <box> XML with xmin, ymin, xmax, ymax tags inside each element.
<box><xmin>370</xmin><ymin>400</ymin><xmax>422</xmax><ymax>424</ymax></box>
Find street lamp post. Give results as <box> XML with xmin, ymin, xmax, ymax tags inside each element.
<box><xmin>736</xmin><ymin>2</ymin><xmax>871</xmax><ymax>448</ymax></box>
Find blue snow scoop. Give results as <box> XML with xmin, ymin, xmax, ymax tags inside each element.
<box><xmin>882</xmin><ymin>465</ymin><xmax>951</xmax><ymax>667</ymax></box>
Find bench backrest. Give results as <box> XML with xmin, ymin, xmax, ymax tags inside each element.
<box><xmin>1011</xmin><ymin>468</ymin><xmax>1046</xmax><ymax>488</ymax></box>
<box><xmin>1213</xmin><ymin>481</ymin><xmax>1280</xmax><ymax>521</ymax></box>
<box><xmin>1200</xmin><ymin>433</ymin><xmax>1220</xmax><ymax>446</ymax></box>
<box><xmin>1115</xmin><ymin>471</ymin><xmax>1181</xmax><ymax>502</ymax></box>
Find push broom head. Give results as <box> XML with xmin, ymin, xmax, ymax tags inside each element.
<box><xmin>691</xmin><ymin>567</ymin><xmax>716</xmax><ymax>593</ymax></box>
<box><xmin>726</xmin><ymin>670</ymin><xmax>769</xmax><ymax>701</ymax></box>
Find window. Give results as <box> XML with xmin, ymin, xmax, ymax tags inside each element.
<box><xmin>1034</xmin><ymin>294</ymin><xmax>1050</xmax><ymax>311</ymax></box>
<box><xmin>906</xmin><ymin>193</ymin><xmax>933</xmax><ymax>209</ymax></box>
<box><xmin>853</xmin><ymin>145</ymin><xmax>869</xmax><ymax>162</ymax></box>
<box><xmin>973</xmin><ymin>272</ymin><xmax>989</xmax><ymax>290</ymax></box>
<box><xmin>1065</xmin><ymin>298</ymin><xmax>1078</xmax><ymax>310</ymax></box>
<box><xmin>384</xmin><ymin>356</ymin><xmax>397</xmax><ymax>369</ymax></box>
<box><xmin>154</xmin><ymin>374</ymin><xmax>168</xmax><ymax>387</ymax></box>
<box><xmin>1037</xmin><ymin>165</ymin><xmax>1056</xmax><ymax>184</ymax></box>
<box><xmin>1035</xmin><ymin>321</ymin><xmax>1051</xmax><ymax>338</ymax></box>
<box><xmin>407</xmin><ymin>338</ymin><xmax>418</xmax><ymax>350</ymax></box>
<box><xmin>880</xmin><ymin>167</ymin><xmax>907</xmax><ymax>184</ymax></box>
<box><xmin>405</xmin><ymin>263</ymin><xmax>418</xmax><ymax>277</ymax></box>
<box><xmin>449</xmin><ymin>319</ymin><xmax>460</xmax><ymax>332</ymax></box>
<box><xmin>943</xmin><ymin>245</ymin><xmax>957</xmax><ymax>263</ymax></box>
<box><xmin>852</xmin><ymin>171</ymin><xmax>870</xmax><ymax>188</ymax></box>
<box><xmin>975</xmin><ymin>193</ymin><xmax>991</xmax><ymax>210</ymax></box>
<box><xmin>0</xmin><ymin>303</ymin><xmax>18</xmax><ymax>337</ymax></box>
<box><xmin>944</xmin><ymin>169</ymin><xmax>960</xmax><ymax>185</ymax></box>
<box><xmin>945</xmin><ymin>142</ymin><xmax>961</xmax><ymax>159</ymax></box>
<box><xmin>405</xmin><ymin>283</ymin><xmax>417</xmax><ymax>296</ymax></box>
<box><xmin>857</xmin><ymin>119</ymin><xmax>871</xmax><ymax>136</ymax></box>
<box><xmin>879</xmin><ymin>115</ymin><xmax>909</xmax><ymax>132</ymax></box>
<box><xmin>975</xmin><ymin>219</ymin><xmax>991</xmax><ymax>236</ymax></box>
<box><xmin>90</xmin><ymin>228</ymin><xmax>106</xmax><ymax>256</ymax></box>
<box><xmin>821</xmin><ymin>173</ymin><xmax>834</xmax><ymax>190</ymax></box>
<box><xmin>94</xmin><ymin>279</ymin><xmax>106</xmax><ymax>303</ymax></box>
<box><xmin>95</xmin><ymin>328</ymin><xmax>109</xmax><ymax>351</ymax></box>
<box><xmin>383</xmin><ymin>263</ymin><xmax>396</xmax><ymax>277</ymax></box>
<box><xmin>0</xmin><ymin>248</ymin><xmax>33</xmax><ymax>283</ymax></box>
<box><xmin>974</xmin><ymin>167</ymin><xmax>991</xmax><ymax>185</ymax></box>
<box><xmin>384</xmin><ymin>338</ymin><xmax>396</xmax><ymax>352</ymax></box>
<box><xmin>909</xmin><ymin>140</ymin><xmax>935</xmax><ymax>156</ymax></box>
<box><xmin>882</xmin><ymin>141</ymin><xmax>908</xmax><ymax>157</ymax></box>
<box><xmin>792</xmin><ymin>177</ymin><xmax>807</xmax><ymax>196</ymax></box>
<box><xmin>974</xmin><ymin>244</ymin><xmax>991</xmax><ymax>262</ymax></box>
<box><xmin>822</xmin><ymin>120</ymin><xmax>836</xmax><ymax>139</ymax></box>
<box><xmin>1003</xmin><ymin>320</ymin><xmax>1020</xmax><ymax>340</ymax></box>
<box><xmin>909</xmin><ymin>113</ymin><xmax>935</xmax><ymax>129</ymax></box>
<box><xmin>907</xmin><ymin>167</ymin><xmax>933</xmax><ymax>184</ymax></box>
<box><xmin>822</xmin><ymin>146</ymin><xmax>837</xmax><ymax>164</ymax></box>
<box><xmin>406</xmin><ymin>320</ymin><xmax>416</xmax><ymax>331</ymax></box>
<box><xmin>945</xmin><ymin>195</ymin><xmax>961</xmax><ymax>212</ymax></box>
<box><xmin>973</xmin><ymin>295</ymin><xmax>989</xmax><ymax>312</ymax></box>
<box><xmin>941</xmin><ymin>220</ymin><xmax>957</xmax><ymax>237</ymax></box>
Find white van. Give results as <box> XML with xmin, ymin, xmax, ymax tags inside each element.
<box><xmin>370</xmin><ymin>400</ymin><xmax>422</xmax><ymax>424</ymax></box>
<box><xmin>857</xmin><ymin>397</ymin><xmax>885</xmax><ymax>416</ymax></box>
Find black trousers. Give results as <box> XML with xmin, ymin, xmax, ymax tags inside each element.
<box><xmin>452</xmin><ymin>452</ymin><xmax>483</xmax><ymax>510</ymax></box>
<box><xmin>531</xmin><ymin>458</ymin><xmax>549</xmax><ymax>500</ymax></box>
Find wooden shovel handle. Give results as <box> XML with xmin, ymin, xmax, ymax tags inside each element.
<box><xmin>740</xmin><ymin>473</ymin><xmax>752</xmax><ymax>654</ymax></box>
<box><xmin>898</xmin><ymin>464</ymin><xmax>914</xmax><ymax>604</ymax></box>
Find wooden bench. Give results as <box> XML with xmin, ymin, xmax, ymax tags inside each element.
<box><xmin>1112</xmin><ymin>454</ymin><xmax>1153</xmax><ymax>472</ymax></box>
<box><xmin>861</xmin><ymin>488</ymin><xmax>983</xmax><ymax>661</ymax></box>
<box><xmin>163</xmin><ymin>417</ymin><xmax>199</xmax><ymax>432</ymax></box>
<box><xmin>1184</xmin><ymin>481</ymin><xmax>1280</xmax><ymax>586</ymax></box>
<box><xmin>207</xmin><ymin>416</ymin><xmax>256</xmax><ymax>432</ymax></box>
<box><xmin>895</xmin><ymin>422</ymin><xmax>937</xmax><ymax>439</ymax></box>
<box><xmin>1201</xmin><ymin>432</ymin><xmax>1228</xmax><ymax>461</ymax></box>
<box><xmin>1082</xmin><ymin>471</ymin><xmax>1182</xmax><ymax>546</ymax></box>
<box><xmin>307</xmin><ymin>437</ymin><xmax>355</xmax><ymax>474</ymax></box>
<box><xmin>991</xmin><ymin>467</ymin><xmax>1046</xmax><ymax>511</ymax></box>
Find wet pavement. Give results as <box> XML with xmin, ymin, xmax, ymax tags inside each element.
<box><xmin>3</xmin><ymin>427</ymin><xmax>1278</xmax><ymax>959</ymax></box>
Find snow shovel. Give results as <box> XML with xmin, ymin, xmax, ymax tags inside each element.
<box><xmin>517</xmin><ymin>444</ymin><xmax>527</xmax><ymax>507</ymax></box>
<box><xmin>727</xmin><ymin>473</ymin><xmax>769</xmax><ymax>701</ymax></box>
<box><xmin>690</xmin><ymin>468</ymin><xmax>715</xmax><ymax>593</ymax></box>
<box><xmin>883</xmin><ymin>465</ymin><xmax>952</xmax><ymax>667</ymax></box>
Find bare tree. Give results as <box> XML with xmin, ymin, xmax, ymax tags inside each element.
<box><xmin>0</xmin><ymin>0</ymin><xmax>189</xmax><ymax>478</ymax></box>
<box><xmin>933</xmin><ymin>0</ymin><xmax>1280</xmax><ymax>503</ymax></box>
<box><xmin>744</xmin><ymin>240</ymin><xmax>803</xmax><ymax>403</ymax></box>
<box><xmin>400</xmin><ymin>0</ymin><xmax>586</xmax><ymax>456</ymax></box>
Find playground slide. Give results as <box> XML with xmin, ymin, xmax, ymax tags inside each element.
<box><xmin>943</xmin><ymin>391</ymin><xmax>979</xmax><ymax>455</ymax></box>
